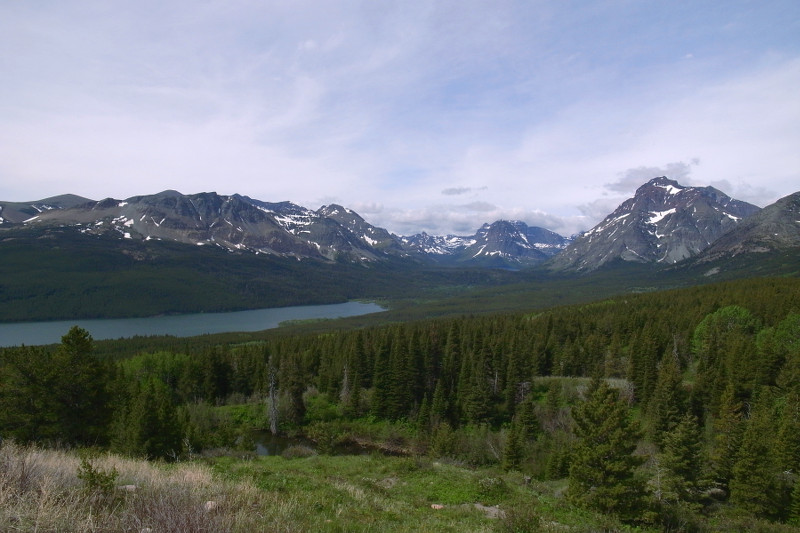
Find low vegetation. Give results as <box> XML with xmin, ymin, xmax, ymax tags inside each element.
<box><xmin>1</xmin><ymin>439</ymin><xmax>645</xmax><ymax>532</ymax></box>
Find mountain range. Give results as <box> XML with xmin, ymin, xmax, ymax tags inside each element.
<box><xmin>1</xmin><ymin>177</ymin><xmax>798</xmax><ymax>272</ymax></box>
<box><xmin>0</xmin><ymin>189</ymin><xmax>570</xmax><ymax>268</ymax></box>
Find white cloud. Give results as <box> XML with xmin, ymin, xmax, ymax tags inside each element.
<box><xmin>1</xmin><ymin>1</ymin><xmax>799</xmax><ymax>237</ymax></box>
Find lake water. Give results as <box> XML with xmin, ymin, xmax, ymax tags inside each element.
<box><xmin>0</xmin><ymin>301</ymin><xmax>384</xmax><ymax>347</ymax></box>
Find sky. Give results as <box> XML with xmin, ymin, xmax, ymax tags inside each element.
<box><xmin>1</xmin><ymin>1</ymin><xmax>799</xmax><ymax>237</ymax></box>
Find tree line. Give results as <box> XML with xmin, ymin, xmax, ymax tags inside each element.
<box><xmin>1</xmin><ymin>276</ymin><xmax>799</xmax><ymax>528</ymax></box>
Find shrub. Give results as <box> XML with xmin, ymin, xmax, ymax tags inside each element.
<box><xmin>77</xmin><ymin>456</ymin><xmax>118</xmax><ymax>497</ymax></box>
<box><xmin>478</xmin><ymin>476</ymin><xmax>508</xmax><ymax>503</ymax></box>
<box><xmin>281</xmin><ymin>445</ymin><xmax>317</xmax><ymax>459</ymax></box>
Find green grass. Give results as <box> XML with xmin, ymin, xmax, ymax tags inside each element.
<box><xmin>2</xmin><ymin>439</ymin><xmax>648</xmax><ymax>532</ymax></box>
<box><xmin>204</xmin><ymin>453</ymin><xmax>641</xmax><ymax>532</ymax></box>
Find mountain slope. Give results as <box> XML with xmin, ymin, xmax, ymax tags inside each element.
<box><xmin>693</xmin><ymin>191</ymin><xmax>800</xmax><ymax>262</ymax></box>
<box><xmin>18</xmin><ymin>191</ymin><xmax>383</xmax><ymax>262</ymax></box>
<box><xmin>0</xmin><ymin>194</ymin><xmax>93</xmax><ymax>224</ymax></box>
<box><xmin>548</xmin><ymin>177</ymin><xmax>760</xmax><ymax>272</ymax></box>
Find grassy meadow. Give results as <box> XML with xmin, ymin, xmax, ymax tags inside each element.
<box><xmin>1</xmin><ymin>439</ymin><xmax>646</xmax><ymax>532</ymax></box>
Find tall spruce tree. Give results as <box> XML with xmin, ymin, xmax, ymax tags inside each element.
<box><xmin>568</xmin><ymin>378</ymin><xmax>645</xmax><ymax>520</ymax></box>
<box><xmin>730</xmin><ymin>387</ymin><xmax>780</xmax><ymax>519</ymax></box>
<box><xmin>709</xmin><ymin>382</ymin><xmax>744</xmax><ymax>492</ymax></box>
<box><xmin>0</xmin><ymin>327</ymin><xmax>111</xmax><ymax>445</ymax></box>
<box><xmin>645</xmin><ymin>354</ymin><xmax>686</xmax><ymax>446</ymax></box>
<box><xmin>657</xmin><ymin>412</ymin><xmax>703</xmax><ymax>505</ymax></box>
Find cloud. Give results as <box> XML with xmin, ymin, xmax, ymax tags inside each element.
<box><xmin>441</xmin><ymin>186</ymin><xmax>487</xmax><ymax>196</ymax></box>
<box><xmin>461</xmin><ymin>201</ymin><xmax>496</xmax><ymax>212</ymax></box>
<box><xmin>1</xmin><ymin>1</ymin><xmax>798</xmax><ymax>237</ymax></box>
<box><xmin>577</xmin><ymin>198</ymin><xmax>623</xmax><ymax>224</ymax></box>
<box><xmin>364</xmin><ymin>202</ymin><xmax>589</xmax><ymax>238</ymax></box>
<box><xmin>606</xmin><ymin>161</ymin><xmax>699</xmax><ymax>194</ymax></box>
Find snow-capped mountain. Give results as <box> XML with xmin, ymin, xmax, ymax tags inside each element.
<box><xmin>547</xmin><ymin>177</ymin><xmax>761</xmax><ymax>272</ymax></box>
<box><xmin>401</xmin><ymin>220</ymin><xmax>570</xmax><ymax>267</ymax></box>
<box><xmin>7</xmin><ymin>178</ymin><xmax>786</xmax><ymax>273</ymax></box>
<box><xmin>317</xmin><ymin>204</ymin><xmax>406</xmax><ymax>255</ymax></box>
<box><xmin>9</xmin><ymin>191</ymin><xmax>379</xmax><ymax>262</ymax></box>
<box><xmin>2</xmin><ymin>190</ymin><xmax>568</xmax><ymax>266</ymax></box>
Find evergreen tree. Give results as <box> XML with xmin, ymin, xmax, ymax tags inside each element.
<box><xmin>462</xmin><ymin>349</ymin><xmax>493</xmax><ymax>425</ymax></box>
<box><xmin>568</xmin><ymin>379</ymin><xmax>645</xmax><ymax>520</ymax></box>
<box><xmin>645</xmin><ymin>354</ymin><xmax>686</xmax><ymax>446</ymax></box>
<box><xmin>790</xmin><ymin>480</ymin><xmax>800</xmax><ymax>526</ymax></box>
<box><xmin>657</xmin><ymin>412</ymin><xmax>703</xmax><ymax>504</ymax></box>
<box><xmin>0</xmin><ymin>327</ymin><xmax>111</xmax><ymax>445</ymax></box>
<box><xmin>370</xmin><ymin>339</ymin><xmax>392</xmax><ymax>418</ymax></box>
<box><xmin>113</xmin><ymin>378</ymin><xmax>183</xmax><ymax>460</ymax></box>
<box><xmin>281</xmin><ymin>353</ymin><xmax>307</xmax><ymax>426</ymax></box>
<box><xmin>516</xmin><ymin>394</ymin><xmax>539</xmax><ymax>441</ymax></box>
<box><xmin>501</xmin><ymin>419</ymin><xmax>525</xmax><ymax>472</ymax></box>
<box><xmin>709</xmin><ymin>382</ymin><xmax>744</xmax><ymax>492</ymax></box>
<box><xmin>730</xmin><ymin>387</ymin><xmax>780</xmax><ymax>519</ymax></box>
<box><xmin>429</xmin><ymin>378</ymin><xmax>449</xmax><ymax>427</ymax></box>
<box><xmin>387</xmin><ymin>328</ymin><xmax>412</xmax><ymax>419</ymax></box>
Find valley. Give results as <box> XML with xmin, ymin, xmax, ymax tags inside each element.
<box><xmin>2</xmin><ymin>177</ymin><xmax>800</xmax><ymax>531</ymax></box>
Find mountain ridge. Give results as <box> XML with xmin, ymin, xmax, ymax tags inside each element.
<box><xmin>1</xmin><ymin>192</ymin><xmax>570</xmax><ymax>268</ymax></box>
<box><xmin>3</xmin><ymin>177</ymin><xmax>799</xmax><ymax>272</ymax></box>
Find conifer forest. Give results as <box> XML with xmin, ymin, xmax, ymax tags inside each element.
<box><xmin>2</xmin><ymin>276</ymin><xmax>800</xmax><ymax>530</ymax></box>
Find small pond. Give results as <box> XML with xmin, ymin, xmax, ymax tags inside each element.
<box><xmin>251</xmin><ymin>431</ymin><xmax>397</xmax><ymax>457</ymax></box>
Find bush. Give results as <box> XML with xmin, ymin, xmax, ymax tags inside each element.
<box><xmin>477</xmin><ymin>476</ymin><xmax>508</xmax><ymax>504</ymax></box>
<box><xmin>77</xmin><ymin>456</ymin><xmax>119</xmax><ymax>505</ymax></box>
<box><xmin>496</xmin><ymin>504</ymin><xmax>541</xmax><ymax>533</ymax></box>
<box><xmin>281</xmin><ymin>445</ymin><xmax>316</xmax><ymax>459</ymax></box>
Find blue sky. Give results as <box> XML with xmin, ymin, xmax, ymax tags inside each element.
<box><xmin>1</xmin><ymin>1</ymin><xmax>798</xmax><ymax>236</ymax></box>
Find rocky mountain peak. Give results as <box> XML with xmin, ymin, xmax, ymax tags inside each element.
<box><xmin>548</xmin><ymin>177</ymin><xmax>761</xmax><ymax>272</ymax></box>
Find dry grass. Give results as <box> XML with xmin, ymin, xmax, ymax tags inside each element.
<box><xmin>0</xmin><ymin>440</ymin><xmax>301</xmax><ymax>532</ymax></box>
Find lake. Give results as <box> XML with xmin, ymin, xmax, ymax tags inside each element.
<box><xmin>0</xmin><ymin>301</ymin><xmax>384</xmax><ymax>347</ymax></box>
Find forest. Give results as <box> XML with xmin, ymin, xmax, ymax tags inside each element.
<box><xmin>1</xmin><ymin>275</ymin><xmax>799</xmax><ymax>530</ymax></box>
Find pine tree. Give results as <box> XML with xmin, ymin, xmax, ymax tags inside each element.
<box><xmin>568</xmin><ymin>379</ymin><xmax>645</xmax><ymax>520</ymax></box>
<box><xmin>114</xmin><ymin>378</ymin><xmax>183</xmax><ymax>460</ymax></box>
<box><xmin>790</xmin><ymin>480</ymin><xmax>800</xmax><ymax>526</ymax></box>
<box><xmin>430</xmin><ymin>379</ymin><xmax>449</xmax><ymax>427</ymax></box>
<box><xmin>709</xmin><ymin>382</ymin><xmax>743</xmax><ymax>492</ymax></box>
<box><xmin>461</xmin><ymin>349</ymin><xmax>492</xmax><ymax>425</ymax></box>
<box><xmin>516</xmin><ymin>395</ymin><xmax>539</xmax><ymax>441</ymax></box>
<box><xmin>281</xmin><ymin>353</ymin><xmax>306</xmax><ymax>426</ymax></box>
<box><xmin>730</xmin><ymin>387</ymin><xmax>780</xmax><ymax>519</ymax></box>
<box><xmin>657</xmin><ymin>412</ymin><xmax>703</xmax><ymax>504</ymax></box>
<box><xmin>501</xmin><ymin>419</ymin><xmax>525</xmax><ymax>472</ymax></box>
<box><xmin>0</xmin><ymin>327</ymin><xmax>111</xmax><ymax>445</ymax></box>
<box><xmin>646</xmin><ymin>354</ymin><xmax>686</xmax><ymax>446</ymax></box>
<box><xmin>370</xmin><ymin>339</ymin><xmax>392</xmax><ymax>418</ymax></box>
